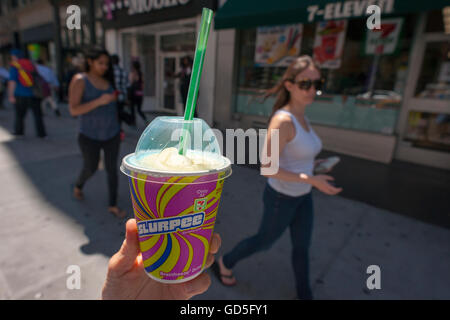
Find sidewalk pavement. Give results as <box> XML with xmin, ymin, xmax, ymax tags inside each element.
<box><xmin>0</xmin><ymin>105</ymin><xmax>448</xmax><ymax>300</ymax></box>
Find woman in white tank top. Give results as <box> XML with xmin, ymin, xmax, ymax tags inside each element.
<box><xmin>214</xmin><ymin>56</ymin><xmax>342</xmax><ymax>300</ymax></box>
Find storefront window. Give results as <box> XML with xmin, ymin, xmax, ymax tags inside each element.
<box><xmin>138</xmin><ymin>34</ymin><xmax>156</xmax><ymax>97</ymax></box>
<box><xmin>415</xmin><ymin>41</ymin><xmax>450</xmax><ymax>100</ymax></box>
<box><xmin>404</xmin><ymin>111</ymin><xmax>450</xmax><ymax>153</ymax></box>
<box><xmin>161</xmin><ymin>32</ymin><xmax>196</xmax><ymax>52</ymax></box>
<box><xmin>234</xmin><ymin>15</ymin><xmax>416</xmax><ymax>135</ymax></box>
<box><xmin>425</xmin><ymin>9</ymin><xmax>447</xmax><ymax>33</ymax></box>
<box><xmin>121</xmin><ymin>33</ymin><xmax>133</xmax><ymax>74</ymax></box>
<box><xmin>96</xmin><ymin>21</ymin><xmax>104</xmax><ymax>46</ymax></box>
<box><xmin>95</xmin><ymin>0</ymin><xmax>105</xmax><ymax>46</ymax></box>
<box><xmin>122</xmin><ymin>33</ymin><xmax>156</xmax><ymax>97</ymax></box>
<box><xmin>26</xmin><ymin>43</ymin><xmax>49</xmax><ymax>63</ymax></box>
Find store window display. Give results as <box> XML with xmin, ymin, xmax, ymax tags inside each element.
<box><xmin>403</xmin><ymin>8</ymin><xmax>450</xmax><ymax>153</ymax></box>
<box><xmin>415</xmin><ymin>41</ymin><xmax>450</xmax><ymax>100</ymax></box>
<box><xmin>234</xmin><ymin>15</ymin><xmax>416</xmax><ymax>135</ymax></box>
<box><xmin>405</xmin><ymin>112</ymin><xmax>450</xmax><ymax>152</ymax></box>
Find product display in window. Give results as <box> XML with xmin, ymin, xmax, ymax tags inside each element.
<box><xmin>254</xmin><ymin>24</ymin><xmax>303</xmax><ymax>67</ymax></box>
<box><xmin>234</xmin><ymin>15</ymin><xmax>415</xmax><ymax>136</ymax></box>
<box><xmin>405</xmin><ymin>112</ymin><xmax>450</xmax><ymax>152</ymax></box>
<box><xmin>415</xmin><ymin>41</ymin><xmax>450</xmax><ymax>100</ymax></box>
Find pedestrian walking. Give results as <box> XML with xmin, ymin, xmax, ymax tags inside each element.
<box><xmin>0</xmin><ymin>66</ymin><xmax>9</xmax><ymax>109</ymax></box>
<box><xmin>68</xmin><ymin>47</ymin><xmax>126</xmax><ymax>219</ymax></box>
<box><xmin>111</xmin><ymin>54</ymin><xmax>133</xmax><ymax>134</ymax></box>
<box><xmin>128</xmin><ymin>61</ymin><xmax>147</xmax><ymax>125</ymax></box>
<box><xmin>7</xmin><ymin>49</ymin><xmax>47</xmax><ymax>138</ymax></box>
<box><xmin>36</xmin><ymin>59</ymin><xmax>61</xmax><ymax>117</ymax></box>
<box><xmin>213</xmin><ymin>55</ymin><xmax>343</xmax><ymax>300</ymax></box>
<box><xmin>63</xmin><ymin>55</ymin><xmax>82</xmax><ymax>102</ymax></box>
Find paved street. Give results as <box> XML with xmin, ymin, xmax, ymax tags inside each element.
<box><xmin>0</xmin><ymin>104</ymin><xmax>449</xmax><ymax>300</ymax></box>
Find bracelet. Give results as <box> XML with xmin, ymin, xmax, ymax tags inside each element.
<box><xmin>299</xmin><ymin>173</ymin><xmax>310</xmax><ymax>183</ymax></box>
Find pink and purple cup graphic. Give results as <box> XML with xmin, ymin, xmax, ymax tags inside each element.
<box><xmin>121</xmin><ymin>154</ymin><xmax>231</xmax><ymax>283</ymax></box>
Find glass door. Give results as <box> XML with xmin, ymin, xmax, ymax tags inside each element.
<box><xmin>138</xmin><ymin>34</ymin><xmax>156</xmax><ymax>98</ymax></box>
<box><xmin>161</xmin><ymin>54</ymin><xmax>179</xmax><ymax>113</ymax></box>
<box><xmin>160</xmin><ymin>52</ymin><xmax>194</xmax><ymax>115</ymax></box>
<box><xmin>395</xmin><ymin>12</ymin><xmax>450</xmax><ymax>170</ymax></box>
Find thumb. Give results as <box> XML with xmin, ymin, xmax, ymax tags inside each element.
<box><xmin>108</xmin><ymin>219</ymin><xmax>140</xmax><ymax>278</ymax></box>
<box><xmin>120</xmin><ymin>218</ymin><xmax>140</xmax><ymax>261</ymax></box>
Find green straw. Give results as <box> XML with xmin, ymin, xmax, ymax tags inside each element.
<box><xmin>178</xmin><ymin>8</ymin><xmax>214</xmax><ymax>155</ymax></box>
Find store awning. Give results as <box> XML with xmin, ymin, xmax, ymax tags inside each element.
<box><xmin>215</xmin><ymin>0</ymin><xmax>450</xmax><ymax>29</ymax></box>
<box><xmin>20</xmin><ymin>23</ymin><xmax>55</xmax><ymax>44</ymax></box>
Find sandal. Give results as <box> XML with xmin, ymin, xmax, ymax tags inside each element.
<box><xmin>71</xmin><ymin>184</ymin><xmax>84</xmax><ymax>201</ymax></box>
<box><xmin>108</xmin><ymin>206</ymin><xmax>127</xmax><ymax>219</ymax></box>
<box><xmin>211</xmin><ymin>258</ymin><xmax>237</xmax><ymax>287</ymax></box>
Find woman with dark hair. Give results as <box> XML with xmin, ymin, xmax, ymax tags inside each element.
<box><xmin>68</xmin><ymin>47</ymin><xmax>126</xmax><ymax>219</ymax></box>
<box><xmin>128</xmin><ymin>60</ymin><xmax>146</xmax><ymax>125</ymax></box>
<box><xmin>213</xmin><ymin>55</ymin><xmax>342</xmax><ymax>300</ymax></box>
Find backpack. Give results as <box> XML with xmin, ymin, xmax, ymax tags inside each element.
<box><xmin>31</xmin><ymin>70</ymin><xmax>51</xmax><ymax>99</ymax></box>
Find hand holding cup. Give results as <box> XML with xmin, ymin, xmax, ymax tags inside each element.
<box><xmin>102</xmin><ymin>218</ymin><xmax>222</xmax><ymax>300</ymax></box>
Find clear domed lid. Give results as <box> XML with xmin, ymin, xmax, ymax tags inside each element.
<box><xmin>121</xmin><ymin>117</ymin><xmax>230</xmax><ymax>179</ymax></box>
<box><xmin>135</xmin><ymin>117</ymin><xmax>222</xmax><ymax>156</ymax></box>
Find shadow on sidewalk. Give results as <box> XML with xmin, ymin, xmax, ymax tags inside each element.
<box><xmin>0</xmin><ymin>106</ymin><xmax>138</xmax><ymax>259</ymax></box>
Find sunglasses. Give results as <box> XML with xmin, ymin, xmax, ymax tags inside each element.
<box><xmin>289</xmin><ymin>78</ymin><xmax>324</xmax><ymax>91</ymax></box>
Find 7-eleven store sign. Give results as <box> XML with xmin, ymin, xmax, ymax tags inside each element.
<box><xmin>365</xmin><ymin>18</ymin><xmax>403</xmax><ymax>55</ymax></box>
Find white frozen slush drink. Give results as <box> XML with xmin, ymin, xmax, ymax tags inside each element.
<box><xmin>136</xmin><ymin>147</ymin><xmax>223</xmax><ymax>172</ymax></box>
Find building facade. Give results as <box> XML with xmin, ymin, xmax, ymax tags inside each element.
<box><xmin>0</xmin><ymin>0</ymin><xmax>55</xmax><ymax>68</ymax></box>
<box><xmin>1</xmin><ymin>0</ymin><xmax>448</xmax><ymax>171</ymax></box>
<box><xmin>213</xmin><ymin>0</ymin><xmax>450</xmax><ymax>170</ymax></box>
<box><xmin>53</xmin><ymin>0</ymin><xmax>105</xmax><ymax>98</ymax></box>
<box><xmin>101</xmin><ymin>0</ymin><xmax>218</xmax><ymax>126</ymax></box>
<box><xmin>0</xmin><ymin>0</ymin><xmax>105</xmax><ymax>98</ymax></box>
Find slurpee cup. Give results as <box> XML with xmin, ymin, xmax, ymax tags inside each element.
<box><xmin>120</xmin><ymin>117</ymin><xmax>231</xmax><ymax>283</ymax></box>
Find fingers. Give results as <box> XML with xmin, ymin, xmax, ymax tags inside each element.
<box><xmin>205</xmin><ymin>253</ymin><xmax>215</xmax><ymax>269</ymax></box>
<box><xmin>204</xmin><ymin>233</ymin><xmax>221</xmax><ymax>269</ymax></box>
<box><xmin>209</xmin><ymin>233</ymin><xmax>221</xmax><ymax>255</ymax></box>
<box><xmin>107</xmin><ymin>94</ymin><xmax>116</xmax><ymax>103</ymax></box>
<box><xmin>183</xmin><ymin>273</ymin><xmax>211</xmax><ymax>299</ymax></box>
<box><xmin>326</xmin><ymin>186</ymin><xmax>343</xmax><ymax>195</ymax></box>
